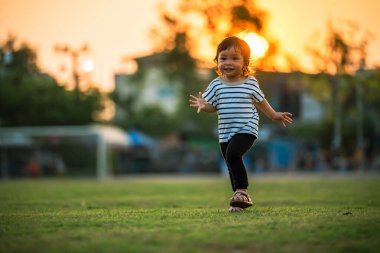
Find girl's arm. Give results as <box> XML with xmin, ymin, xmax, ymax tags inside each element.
<box><xmin>189</xmin><ymin>92</ymin><xmax>217</xmax><ymax>113</ymax></box>
<box><xmin>254</xmin><ymin>98</ymin><xmax>293</xmax><ymax>127</ymax></box>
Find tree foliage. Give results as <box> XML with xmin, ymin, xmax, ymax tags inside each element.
<box><xmin>307</xmin><ymin>21</ymin><xmax>370</xmax><ymax>75</ymax></box>
<box><xmin>306</xmin><ymin>21</ymin><xmax>379</xmax><ymax>155</ymax></box>
<box><xmin>151</xmin><ymin>0</ymin><xmax>276</xmax><ymax>69</ymax></box>
<box><xmin>0</xmin><ymin>36</ymin><xmax>105</xmax><ymax>126</ymax></box>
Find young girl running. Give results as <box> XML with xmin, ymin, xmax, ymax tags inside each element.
<box><xmin>189</xmin><ymin>36</ymin><xmax>293</xmax><ymax>212</ymax></box>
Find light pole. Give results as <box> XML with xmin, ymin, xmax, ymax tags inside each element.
<box><xmin>353</xmin><ymin>44</ymin><xmax>367</xmax><ymax>171</ymax></box>
<box><xmin>355</xmin><ymin>70</ymin><xmax>364</xmax><ymax>171</ymax></box>
<box><xmin>55</xmin><ymin>44</ymin><xmax>89</xmax><ymax>94</ymax></box>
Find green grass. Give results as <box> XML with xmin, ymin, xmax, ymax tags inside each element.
<box><xmin>0</xmin><ymin>175</ymin><xmax>379</xmax><ymax>253</ymax></box>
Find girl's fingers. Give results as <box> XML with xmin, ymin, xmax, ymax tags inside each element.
<box><xmin>189</xmin><ymin>93</ymin><xmax>204</xmax><ymax>113</ymax></box>
<box><xmin>190</xmin><ymin>93</ymin><xmax>203</xmax><ymax>99</ymax></box>
<box><xmin>281</xmin><ymin>112</ymin><xmax>293</xmax><ymax>124</ymax></box>
<box><xmin>189</xmin><ymin>103</ymin><xmax>201</xmax><ymax>108</ymax></box>
<box><xmin>274</xmin><ymin>112</ymin><xmax>293</xmax><ymax>127</ymax></box>
<box><xmin>189</xmin><ymin>99</ymin><xmax>201</xmax><ymax>105</ymax></box>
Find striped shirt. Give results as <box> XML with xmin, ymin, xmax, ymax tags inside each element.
<box><xmin>203</xmin><ymin>76</ymin><xmax>265</xmax><ymax>143</ymax></box>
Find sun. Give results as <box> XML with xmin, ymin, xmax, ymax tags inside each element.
<box><xmin>237</xmin><ymin>31</ymin><xmax>269</xmax><ymax>59</ymax></box>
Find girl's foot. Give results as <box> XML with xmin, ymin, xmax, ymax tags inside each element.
<box><xmin>230</xmin><ymin>190</ymin><xmax>253</xmax><ymax>208</ymax></box>
<box><xmin>228</xmin><ymin>206</ymin><xmax>244</xmax><ymax>213</ymax></box>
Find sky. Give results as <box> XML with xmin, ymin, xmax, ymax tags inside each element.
<box><xmin>1</xmin><ymin>0</ymin><xmax>380</xmax><ymax>92</ymax></box>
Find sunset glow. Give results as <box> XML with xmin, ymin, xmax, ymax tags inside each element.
<box><xmin>238</xmin><ymin>31</ymin><xmax>269</xmax><ymax>59</ymax></box>
<box><xmin>1</xmin><ymin>0</ymin><xmax>379</xmax><ymax>91</ymax></box>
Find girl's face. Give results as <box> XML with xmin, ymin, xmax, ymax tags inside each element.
<box><xmin>217</xmin><ymin>46</ymin><xmax>245</xmax><ymax>82</ymax></box>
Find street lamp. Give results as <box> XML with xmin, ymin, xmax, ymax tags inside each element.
<box><xmin>83</xmin><ymin>59</ymin><xmax>94</xmax><ymax>73</ymax></box>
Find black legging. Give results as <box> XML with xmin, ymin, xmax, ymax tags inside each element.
<box><xmin>220</xmin><ymin>133</ymin><xmax>256</xmax><ymax>191</ymax></box>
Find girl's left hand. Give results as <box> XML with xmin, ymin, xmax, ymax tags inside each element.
<box><xmin>272</xmin><ymin>112</ymin><xmax>293</xmax><ymax>127</ymax></box>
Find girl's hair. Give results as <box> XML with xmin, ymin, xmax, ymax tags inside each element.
<box><xmin>214</xmin><ymin>36</ymin><xmax>252</xmax><ymax>76</ymax></box>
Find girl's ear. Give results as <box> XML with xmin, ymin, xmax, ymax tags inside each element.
<box><xmin>242</xmin><ymin>66</ymin><xmax>248</xmax><ymax>75</ymax></box>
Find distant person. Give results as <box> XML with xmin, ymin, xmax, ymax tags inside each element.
<box><xmin>27</xmin><ymin>156</ymin><xmax>41</xmax><ymax>179</ymax></box>
<box><xmin>189</xmin><ymin>36</ymin><xmax>293</xmax><ymax>212</ymax></box>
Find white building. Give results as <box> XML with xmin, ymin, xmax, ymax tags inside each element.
<box><xmin>114</xmin><ymin>53</ymin><xmax>182</xmax><ymax>121</ymax></box>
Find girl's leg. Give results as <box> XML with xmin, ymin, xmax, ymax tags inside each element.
<box><xmin>224</xmin><ymin>134</ymin><xmax>256</xmax><ymax>190</ymax></box>
<box><xmin>220</xmin><ymin>142</ymin><xmax>235</xmax><ymax>191</ymax></box>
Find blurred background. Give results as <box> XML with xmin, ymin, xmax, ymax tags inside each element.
<box><xmin>1</xmin><ymin>0</ymin><xmax>379</xmax><ymax>179</ymax></box>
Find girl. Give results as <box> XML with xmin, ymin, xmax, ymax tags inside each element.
<box><xmin>189</xmin><ymin>36</ymin><xmax>293</xmax><ymax>212</ymax></box>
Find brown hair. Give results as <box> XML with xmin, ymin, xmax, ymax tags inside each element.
<box><xmin>214</xmin><ymin>36</ymin><xmax>252</xmax><ymax>76</ymax></box>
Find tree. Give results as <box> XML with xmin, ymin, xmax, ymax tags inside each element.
<box><xmin>306</xmin><ymin>21</ymin><xmax>379</xmax><ymax>169</ymax></box>
<box><xmin>307</xmin><ymin>21</ymin><xmax>370</xmax><ymax>149</ymax></box>
<box><xmin>0</xmin><ymin>36</ymin><xmax>105</xmax><ymax>126</ymax></box>
<box><xmin>151</xmin><ymin>0</ymin><xmax>277</xmax><ymax>70</ymax></box>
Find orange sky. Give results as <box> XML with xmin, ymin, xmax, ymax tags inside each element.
<box><xmin>1</xmin><ymin>0</ymin><xmax>379</xmax><ymax>92</ymax></box>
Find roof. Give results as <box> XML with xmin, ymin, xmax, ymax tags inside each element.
<box><xmin>0</xmin><ymin>125</ymin><xmax>130</xmax><ymax>147</ymax></box>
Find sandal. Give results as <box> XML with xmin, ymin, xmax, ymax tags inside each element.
<box><xmin>230</xmin><ymin>190</ymin><xmax>253</xmax><ymax>208</ymax></box>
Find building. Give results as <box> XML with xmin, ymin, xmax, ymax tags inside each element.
<box><xmin>114</xmin><ymin>53</ymin><xmax>183</xmax><ymax>123</ymax></box>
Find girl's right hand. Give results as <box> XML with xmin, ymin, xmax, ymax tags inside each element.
<box><xmin>189</xmin><ymin>92</ymin><xmax>206</xmax><ymax>113</ymax></box>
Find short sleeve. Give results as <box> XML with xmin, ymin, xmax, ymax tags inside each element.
<box><xmin>202</xmin><ymin>82</ymin><xmax>218</xmax><ymax>107</ymax></box>
<box><xmin>250</xmin><ymin>79</ymin><xmax>265</xmax><ymax>103</ymax></box>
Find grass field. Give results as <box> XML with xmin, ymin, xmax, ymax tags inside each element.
<box><xmin>0</xmin><ymin>174</ymin><xmax>379</xmax><ymax>253</ymax></box>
